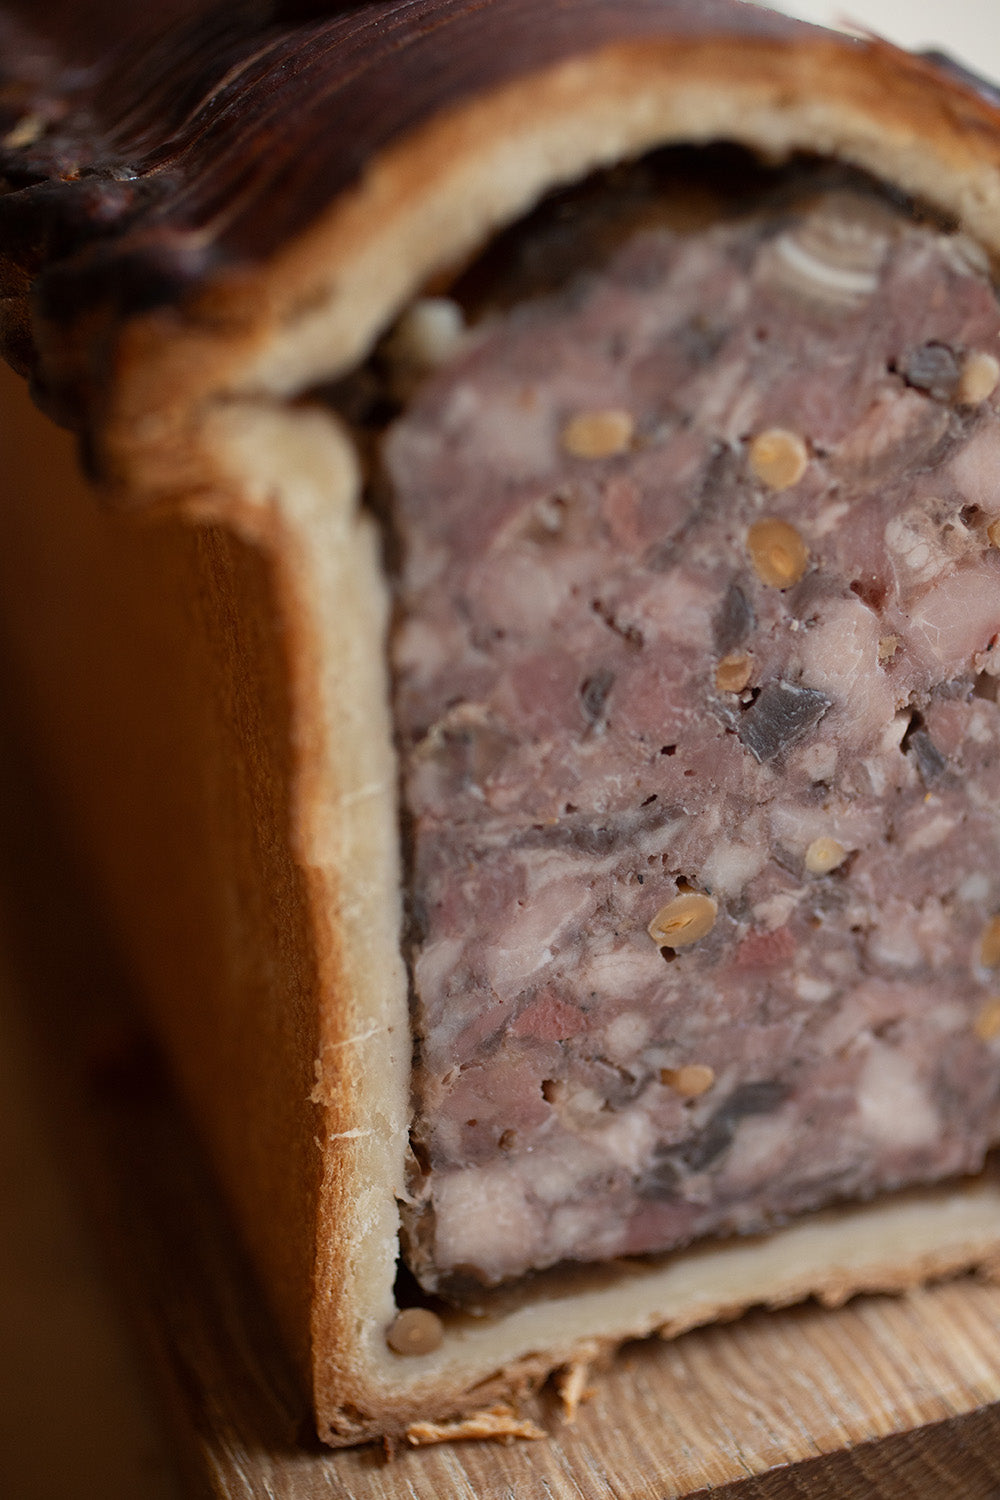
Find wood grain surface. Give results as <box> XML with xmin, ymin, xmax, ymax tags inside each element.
<box><xmin>3</xmin><ymin>698</ymin><xmax>1000</xmax><ymax>1499</ymax></box>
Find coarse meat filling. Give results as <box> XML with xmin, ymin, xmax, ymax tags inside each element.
<box><xmin>383</xmin><ymin>160</ymin><xmax>1000</xmax><ymax>1294</ymax></box>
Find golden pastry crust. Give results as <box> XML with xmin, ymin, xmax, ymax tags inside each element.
<box><xmin>3</xmin><ymin>0</ymin><xmax>1000</xmax><ymax>1447</ymax></box>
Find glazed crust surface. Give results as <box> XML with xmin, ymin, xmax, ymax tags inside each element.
<box><xmin>1</xmin><ymin>0</ymin><xmax>999</xmax><ymax>450</ymax></box>
<box><xmin>5</xmin><ymin>0</ymin><xmax>1000</xmax><ymax>1450</ymax></box>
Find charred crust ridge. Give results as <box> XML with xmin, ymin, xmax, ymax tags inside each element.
<box><xmin>2</xmin><ymin>0</ymin><xmax>999</xmax><ymax>451</ymax></box>
<box><xmin>0</xmin><ymin>2</ymin><xmax>825</xmax><ymax>288</ymax></box>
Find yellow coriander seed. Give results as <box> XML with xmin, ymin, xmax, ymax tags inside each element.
<box><xmin>386</xmin><ymin>1306</ymin><xmax>445</xmax><ymax>1356</ymax></box>
<box><xmin>747</xmin><ymin>517</ymin><xmax>810</xmax><ymax>589</ymax></box>
<box><xmin>660</xmin><ymin>1063</ymin><xmax>716</xmax><ymax>1097</ymax></box>
<box><xmin>748</xmin><ymin>428</ymin><xmax>809</xmax><ymax>489</ymax></box>
<box><xmin>648</xmin><ymin>892</ymin><xmax>718</xmax><ymax>948</ymax></box>
<box><xmin>987</xmin><ymin>519</ymin><xmax>1000</xmax><ymax>549</ymax></box>
<box><xmin>980</xmin><ymin>916</ymin><xmax>1000</xmax><ymax>968</ymax></box>
<box><xmin>561</xmin><ymin>408</ymin><xmax>635</xmax><ymax>459</ymax></box>
<box><xmin>974</xmin><ymin>999</ymin><xmax>1000</xmax><ymax>1043</ymax></box>
<box><xmin>715</xmin><ymin>652</ymin><xmax>753</xmax><ymax>693</ymax></box>
<box><xmin>957</xmin><ymin>351</ymin><xmax>1000</xmax><ymax>406</ymax></box>
<box><xmin>878</xmin><ymin>635</ymin><xmax>899</xmax><ymax>663</ymax></box>
<box><xmin>805</xmin><ymin>837</ymin><xmax>847</xmax><ymax>875</ymax></box>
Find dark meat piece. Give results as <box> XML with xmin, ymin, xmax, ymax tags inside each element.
<box><xmin>714</xmin><ymin>582</ymin><xmax>756</xmax><ymax>654</ymax></box>
<box><xmin>737</xmin><ymin>681</ymin><xmax>831</xmax><ymax>763</ymax></box>
<box><xmin>899</xmin><ymin>341</ymin><xmax>961</xmax><ymax>401</ymax></box>
<box><xmin>579</xmin><ymin>667</ymin><xmax>615</xmax><ymax>726</ymax></box>
<box><xmin>679</xmin><ymin>1081</ymin><xmax>791</xmax><ymax>1172</ymax></box>
<box><xmin>901</xmin><ymin>713</ymin><xmax>949</xmax><ymax>785</ymax></box>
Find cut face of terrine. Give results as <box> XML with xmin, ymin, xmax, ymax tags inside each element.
<box><xmin>384</xmin><ymin>160</ymin><xmax>1000</xmax><ymax>1297</ymax></box>
<box><xmin>5</xmin><ymin>0</ymin><xmax>1000</xmax><ymax>1449</ymax></box>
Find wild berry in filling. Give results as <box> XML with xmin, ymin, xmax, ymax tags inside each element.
<box><xmin>385</xmin><ymin>178</ymin><xmax>1000</xmax><ymax>1293</ymax></box>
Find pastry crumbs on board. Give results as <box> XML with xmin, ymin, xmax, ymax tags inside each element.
<box><xmin>561</xmin><ymin>408</ymin><xmax>635</xmax><ymax>459</ymax></box>
<box><xmin>405</xmin><ymin>1405</ymin><xmax>546</xmax><ymax>1446</ymax></box>
<box><xmin>805</xmin><ymin>837</ymin><xmax>847</xmax><ymax>875</ymax></box>
<box><xmin>660</xmin><ymin>1063</ymin><xmax>716</xmax><ymax>1097</ymax></box>
<box><xmin>975</xmin><ymin>999</ymin><xmax>1000</xmax><ymax>1042</ymax></box>
<box><xmin>648</xmin><ymin>892</ymin><xmax>718</xmax><ymax>948</ymax></box>
<box><xmin>556</xmin><ymin>1349</ymin><xmax>599</xmax><ymax>1424</ymax></box>
<box><xmin>957</xmin><ymin>351</ymin><xmax>1000</xmax><ymax>406</ymax></box>
<box><xmin>747</xmin><ymin>428</ymin><xmax>809</xmax><ymax>489</ymax></box>
<box><xmin>747</xmin><ymin>517</ymin><xmax>809</xmax><ymax>588</ymax></box>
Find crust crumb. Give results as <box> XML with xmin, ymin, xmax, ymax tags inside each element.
<box><xmin>555</xmin><ymin>1351</ymin><xmax>599</xmax><ymax>1424</ymax></box>
<box><xmin>405</xmin><ymin>1404</ymin><xmax>546</xmax><ymax>1447</ymax></box>
<box><xmin>386</xmin><ymin>297</ymin><xmax>466</xmax><ymax>377</ymax></box>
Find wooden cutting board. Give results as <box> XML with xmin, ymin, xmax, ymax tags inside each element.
<box><xmin>3</xmin><ymin>711</ymin><xmax>1000</xmax><ymax>1500</ymax></box>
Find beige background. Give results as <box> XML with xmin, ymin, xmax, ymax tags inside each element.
<box><xmin>767</xmin><ymin>0</ymin><xmax>1000</xmax><ymax>78</ymax></box>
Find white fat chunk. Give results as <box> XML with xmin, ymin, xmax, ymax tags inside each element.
<box><xmin>699</xmin><ymin>837</ymin><xmax>768</xmax><ymax>897</ymax></box>
<box><xmin>752</xmin><ymin>892</ymin><xmax>800</xmax><ymax>930</ymax></box>
<box><xmin>387</xmin><ymin>297</ymin><xmax>467</xmax><ymax>371</ymax></box>
<box><xmin>594</xmin><ymin>1107</ymin><xmax>657</xmax><ymax>1175</ymax></box>
<box><xmin>867</xmin><ymin>897</ymin><xmax>950</xmax><ymax>972</ymax></box>
<box><xmin>413</xmin><ymin>937</ymin><xmax>464</xmax><ymax>1002</ymax></box>
<box><xmin>724</xmin><ymin>1111</ymin><xmax>794</xmax><ymax>1184</ymax></box>
<box><xmin>796</xmin><ymin>598</ymin><xmax>895</xmax><ymax>749</ymax></box>
<box><xmin>794</xmin><ymin>974</ymin><xmax>835</xmax><ymax>1003</ymax></box>
<box><xmin>433</xmin><ymin>1167</ymin><xmax>540</xmax><ymax>1279</ymax></box>
<box><xmin>792</xmin><ymin>739</ymin><xmax>838</xmax><ymax>783</ymax></box>
<box><xmin>884</xmin><ymin>513</ymin><xmax>949</xmax><ymax>585</ymax></box>
<box><xmin>394</xmin><ymin>614</ymin><xmax>458</xmax><ymax>684</ymax></box>
<box><xmin>474</xmin><ymin>550</ymin><xmax>576</xmax><ymax>633</ymax></box>
<box><xmin>603</xmin><ymin>1010</ymin><xmax>651</xmax><ymax>1062</ymax></box>
<box><xmin>905</xmin><ymin>563</ymin><xmax>1000</xmax><ymax>673</ymax></box>
<box><xmin>633</xmin><ymin>568</ymin><xmax>717</xmax><ymax>650</ymax></box>
<box><xmin>578</xmin><ymin>942</ymin><xmax>666</xmax><ymax>1000</ymax></box>
<box><xmin>548</xmin><ymin>1202</ymin><xmax>622</xmax><ymax>1262</ymax></box>
<box><xmin>855</xmin><ymin>1044</ymin><xmax>940</xmax><ymax>1150</ymax></box>
<box><xmin>483</xmin><ymin>875</ymin><xmax>595</xmax><ymax>992</ymax></box>
<box><xmin>949</xmin><ymin>416</ymin><xmax>1000</xmax><ymax>511</ymax></box>
<box><xmin>929</xmin><ymin>1003</ymin><xmax>968</xmax><ymax>1033</ymax></box>
<box><xmin>903</xmin><ymin>813</ymin><xmax>955</xmax><ymax>853</ymax></box>
<box><xmin>520</xmin><ymin>1142</ymin><xmax>591</xmax><ymax>1205</ymax></box>
<box><xmin>440</xmin><ymin>382</ymin><xmax>556</xmax><ymax>479</ymax></box>
<box><xmin>958</xmin><ymin>872</ymin><xmax>991</xmax><ymax>904</ymax></box>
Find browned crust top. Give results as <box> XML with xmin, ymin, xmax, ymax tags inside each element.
<box><xmin>0</xmin><ymin>3</ymin><xmax>999</xmax><ymax>432</ymax></box>
<box><xmin>0</xmin><ymin>2</ymin><xmax>906</xmax><ymax>405</ymax></box>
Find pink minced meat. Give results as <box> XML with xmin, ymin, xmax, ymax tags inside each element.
<box><xmin>387</xmin><ymin>185</ymin><xmax>1000</xmax><ymax>1293</ymax></box>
